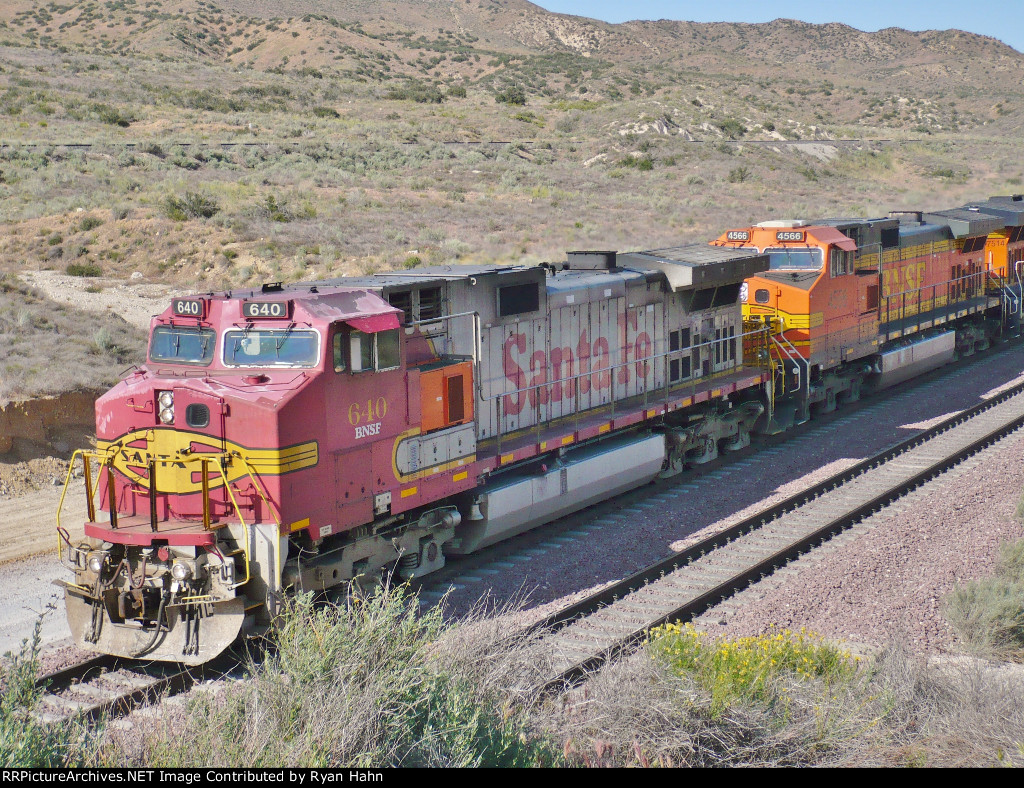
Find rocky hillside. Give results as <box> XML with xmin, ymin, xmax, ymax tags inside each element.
<box><xmin>1</xmin><ymin>1</ymin><xmax>1020</xmax><ymax>114</ymax></box>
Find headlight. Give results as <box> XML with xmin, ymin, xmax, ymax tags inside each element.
<box><xmin>86</xmin><ymin>551</ymin><xmax>107</xmax><ymax>574</ymax></box>
<box><xmin>171</xmin><ymin>561</ymin><xmax>192</xmax><ymax>581</ymax></box>
<box><xmin>159</xmin><ymin>406</ymin><xmax>175</xmax><ymax>424</ymax></box>
<box><xmin>158</xmin><ymin>391</ymin><xmax>174</xmax><ymax>409</ymax></box>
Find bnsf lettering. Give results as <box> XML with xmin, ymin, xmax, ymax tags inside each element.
<box><xmin>881</xmin><ymin>262</ymin><xmax>928</xmax><ymax>297</ymax></box>
<box><xmin>502</xmin><ymin>314</ymin><xmax>652</xmax><ymax>416</ymax></box>
<box><xmin>354</xmin><ymin>422</ymin><xmax>382</xmax><ymax>439</ymax></box>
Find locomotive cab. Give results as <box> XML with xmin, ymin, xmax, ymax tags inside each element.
<box><xmin>58</xmin><ymin>287</ymin><xmax>415</xmax><ymax>664</ymax></box>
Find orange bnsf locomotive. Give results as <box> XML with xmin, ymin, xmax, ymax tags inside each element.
<box><xmin>57</xmin><ymin>195</ymin><xmax>1024</xmax><ymax>664</ymax></box>
<box><xmin>713</xmin><ymin>194</ymin><xmax>1024</xmax><ymax>430</ymax></box>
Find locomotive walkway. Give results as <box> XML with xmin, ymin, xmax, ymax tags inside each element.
<box><xmin>527</xmin><ymin>379</ymin><xmax>1024</xmax><ymax>691</ymax></box>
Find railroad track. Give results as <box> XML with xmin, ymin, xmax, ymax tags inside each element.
<box><xmin>33</xmin><ymin>650</ymin><xmax>242</xmax><ymax>723</ymax></box>
<box><xmin>525</xmin><ymin>376</ymin><xmax>1024</xmax><ymax>692</ymax></box>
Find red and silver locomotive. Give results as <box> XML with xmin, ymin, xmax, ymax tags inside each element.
<box><xmin>58</xmin><ymin>245</ymin><xmax>773</xmax><ymax>663</ymax></box>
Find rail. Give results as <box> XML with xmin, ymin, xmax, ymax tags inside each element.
<box><xmin>531</xmin><ymin>374</ymin><xmax>1024</xmax><ymax>693</ymax></box>
<box><xmin>479</xmin><ymin>324</ymin><xmax>772</xmax><ymax>451</ymax></box>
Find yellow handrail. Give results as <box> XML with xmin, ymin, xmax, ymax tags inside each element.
<box><xmin>56</xmin><ymin>447</ymin><xmax>254</xmax><ymax>592</ymax></box>
<box><xmin>56</xmin><ymin>448</ymin><xmax>112</xmax><ymax>565</ymax></box>
<box><xmin>211</xmin><ymin>456</ymin><xmax>251</xmax><ymax>591</ymax></box>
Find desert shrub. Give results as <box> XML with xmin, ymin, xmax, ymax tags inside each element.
<box><xmin>312</xmin><ymin>106</ymin><xmax>339</xmax><ymax>118</ymax></box>
<box><xmin>728</xmin><ymin>166</ymin><xmax>751</xmax><ymax>183</ymax></box>
<box><xmin>495</xmin><ymin>84</ymin><xmax>527</xmax><ymax>106</ymax></box>
<box><xmin>0</xmin><ymin>617</ymin><xmax>91</xmax><ymax>766</ymax></box>
<box><xmin>93</xmin><ymin>103</ymin><xmax>131</xmax><ymax>127</ymax></box>
<box><xmin>164</xmin><ymin>192</ymin><xmax>220</xmax><ymax>221</ymax></box>
<box><xmin>944</xmin><ymin>538</ymin><xmax>1024</xmax><ymax>660</ymax></box>
<box><xmin>118</xmin><ymin>588</ymin><xmax>558</xmax><ymax>767</ymax></box>
<box><xmin>649</xmin><ymin>623</ymin><xmax>858</xmax><ymax>715</ymax></box>
<box><xmin>716</xmin><ymin>118</ymin><xmax>747</xmax><ymax>139</ymax></box>
<box><xmin>66</xmin><ymin>262</ymin><xmax>102</xmax><ymax>277</ymax></box>
<box><xmin>618</xmin><ymin>154</ymin><xmax>653</xmax><ymax>171</ymax></box>
<box><xmin>78</xmin><ymin>216</ymin><xmax>103</xmax><ymax>232</ymax></box>
<box><xmin>447</xmin><ymin>84</ymin><xmax>467</xmax><ymax>98</ymax></box>
<box><xmin>385</xmin><ymin>81</ymin><xmax>444</xmax><ymax>104</ymax></box>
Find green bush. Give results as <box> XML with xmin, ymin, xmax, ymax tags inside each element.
<box><xmin>164</xmin><ymin>192</ymin><xmax>220</xmax><ymax>221</ymax></box>
<box><xmin>132</xmin><ymin>587</ymin><xmax>558</xmax><ymax>767</ymax></box>
<box><xmin>385</xmin><ymin>81</ymin><xmax>444</xmax><ymax>103</ymax></box>
<box><xmin>312</xmin><ymin>106</ymin><xmax>340</xmax><ymax>118</ymax></box>
<box><xmin>78</xmin><ymin>216</ymin><xmax>103</xmax><ymax>232</ymax></box>
<box><xmin>66</xmin><ymin>262</ymin><xmax>102</xmax><ymax>277</ymax></box>
<box><xmin>619</xmin><ymin>154</ymin><xmax>653</xmax><ymax>171</ymax></box>
<box><xmin>716</xmin><ymin>118</ymin><xmax>747</xmax><ymax>139</ymax></box>
<box><xmin>0</xmin><ymin>617</ymin><xmax>90</xmax><ymax>766</ymax></box>
<box><xmin>495</xmin><ymin>85</ymin><xmax>527</xmax><ymax>106</ymax></box>
<box><xmin>447</xmin><ymin>84</ymin><xmax>467</xmax><ymax>99</ymax></box>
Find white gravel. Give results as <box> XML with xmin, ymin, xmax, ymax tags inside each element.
<box><xmin>19</xmin><ymin>271</ymin><xmax>182</xmax><ymax>331</ymax></box>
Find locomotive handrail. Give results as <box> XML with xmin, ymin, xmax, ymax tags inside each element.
<box><xmin>407</xmin><ymin>309</ymin><xmax>483</xmax><ymax>399</ymax></box>
<box><xmin>57</xmin><ymin>447</ymin><xmax>253</xmax><ymax>592</ymax></box>
<box><xmin>56</xmin><ymin>449</ymin><xmax>114</xmax><ymax>568</ymax></box>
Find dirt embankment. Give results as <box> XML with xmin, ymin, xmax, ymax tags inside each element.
<box><xmin>0</xmin><ymin>389</ymin><xmax>97</xmax><ymax>564</ymax></box>
<box><xmin>0</xmin><ymin>390</ymin><xmax>99</xmax><ymax>455</ymax></box>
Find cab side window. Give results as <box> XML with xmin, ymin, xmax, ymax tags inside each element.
<box><xmin>337</xmin><ymin>327</ymin><xmax>401</xmax><ymax>373</ymax></box>
<box><xmin>332</xmin><ymin>332</ymin><xmax>347</xmax><ymax>372</ymax></box>
<box><xmin>350</xmin><ymin>330</ymin><xmax>374</xmax><ymax>372</ymax></box>
<box><xmin>376</xmin><ymin>329</ymin><xmax>400</xmax><ymax>370</ymax></box>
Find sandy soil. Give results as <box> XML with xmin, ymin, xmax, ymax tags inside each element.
<box><xmin>19</xmin><ymin>271</ymin><xmax>183</xmax><ymax>331</ymax></box>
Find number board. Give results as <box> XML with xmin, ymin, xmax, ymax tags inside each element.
<box><xmin>172</xmin><ymin>298</ymin><xmax>205</xmax><ymax>317</ymax></box>
<box><xmin>726</xmin><ymin>230</ymin><xmax>750</xmax><ymax>242</ymax></box>
<box><xmin>242</xmin><ymin>300</ymin><xmax>290</xmax><ymax>319</ymax></box>
<box><xmin>776</xmin><ymin>231</ymin><xmax>805</xmax><ymax>242</ymax></box>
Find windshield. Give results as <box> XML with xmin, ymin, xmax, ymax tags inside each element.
<box><xmin>223</xmin><ymin>329</ymin><xmax>319</xmax><ymax>368</ymax></box>
<box><xmin>149</xmin><ymin>326</ymin><xmax>216</xmax><ymax>366</ymax></box>
<box><xmin>765</xmin><ymin>247</ymin><xmax>823</xmax><ymax>271</ymax></box>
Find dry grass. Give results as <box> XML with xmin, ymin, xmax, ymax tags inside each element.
<box><xmin>98</xmin><ymin>587</ymin><xmax>559</xmax><ymax>768</ymax></box>
<box><xmin>944</xmin><ymin>538</ymin><xmax>1024</xmax><ymax>662</ymax></box>
<box><xmin>0</xmin><ymin>273</ymin><xmax>145</xmax><ymax>403</ymax></box>
<box><xmin>5</xmin><ymin>585</ymin><xmax>1024</xmax><ymax>767</ymax></box>
<box><xmin>545</xmin><ymin>633</ymin><xmax>1024</xmax><ymax>767</ymax></box>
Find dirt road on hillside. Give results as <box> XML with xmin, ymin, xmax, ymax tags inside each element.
<box><xmin>0</xmin><ymin>480</ymin><xmax>87</xmax><ymax>565</ymax></box>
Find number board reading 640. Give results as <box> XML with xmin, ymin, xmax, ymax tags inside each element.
<box><xmin>242</xmin><ymin>300</ymin><xmax>290</xmax><ymax>319</ymax></box>
<box><xmin>172</xmin><ymin>298</ymin><xmax>204</xmax><ymax>317</ymax></box>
